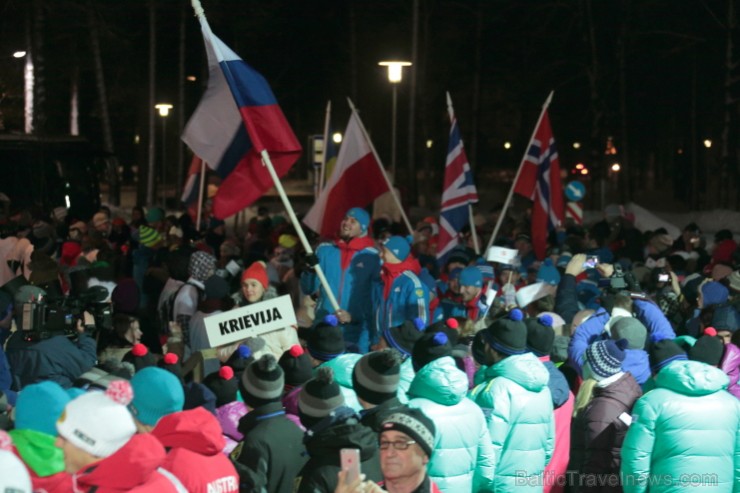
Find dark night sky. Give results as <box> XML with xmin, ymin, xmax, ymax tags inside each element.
<box><xmin>0</xmin><ymin>0</ymin><xmax>733</xmax><ymax>207</ymax></box>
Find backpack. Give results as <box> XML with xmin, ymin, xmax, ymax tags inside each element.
<box><xmin>158</xmin><ymin>280</ymin><xmax>204</xmax><ymax>334</ymax></box>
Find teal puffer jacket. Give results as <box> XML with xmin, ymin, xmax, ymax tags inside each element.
<box><xmin>408</xmin><ymin>357</ymin><xmax>494</xmax><ymax>493</ymax></box>
<box><xmin>318</xmin><ymin>354</ymin><xmax>362</xmax><ymax>412</ymax></box>
<box><xmin>397</xmin><ymin>357</ymin><xmax>415</xmax><ymax>403</ymax></box>
<box><xmin>621</xmin><ymin>360</ymin><xmax>740</xmax><ymax>493</ymax></box>
<box><xmin>469</xmin><ymin>352</ymin><xmax>555</xmax><ymax>493</ymax></box>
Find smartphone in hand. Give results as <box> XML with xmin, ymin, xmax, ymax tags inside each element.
<box><xmin>340</xmin><ymin>448</ymin><xmax>361</xmax><ymax>484</ymax></box>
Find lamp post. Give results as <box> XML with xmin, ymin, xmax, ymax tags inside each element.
<box><xmin>378</xmin><ymin>61</ymin><xmax>411</xmax><ymax>180</ymax></box>
<box><xmin>155</xmin><ymin>103</ymin><xmax>173</xmax><ymax>208</ymax></box>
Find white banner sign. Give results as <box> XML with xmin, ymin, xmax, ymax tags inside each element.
<box><xmin>486</xmin><ymin>246</ymin><xmax>519</xmax><ymax>265</ymax></box>
<box><xmin>515</xmin><ymin>282</ymin><xmax>557</xmax><ymax>309</ymax></box>
<box><xmin>205</xmin><ymin>295</ymin><xmax>297</xmax><ymax>348</ymax></box>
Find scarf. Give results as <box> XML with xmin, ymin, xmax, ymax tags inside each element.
<box><xmin>381</xmin><ymin>256</ymin><xmax>422</xmax><ymax>300</ymax></box>
<box><xmin>336</xmin><ymin>235</ymin><xmax>376</xmax><ymax>270</ymax></box>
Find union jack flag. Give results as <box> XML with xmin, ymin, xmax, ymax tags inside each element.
<box><xmin>513</xmin><ymin>109</ymin><xmax>564</xmax><ymax>259</ymax></box>
<box><xmin>437</xmin><ymin>92</ymin><xmax>479</xmax><ymax>264</ymax></box>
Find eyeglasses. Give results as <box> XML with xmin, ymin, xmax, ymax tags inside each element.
<box><xmin>379</xmin><ymin>440</ymin><xmax>416</xmax><ymax>451</ymax></box>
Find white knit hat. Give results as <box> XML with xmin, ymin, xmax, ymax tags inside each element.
<box><xmin>0</xmin><ymin>431</ymin><xmax>32</xmax><ymax>493</ymax></box>
<box><xmin>56</xmin><ymin>381</ymin><xmax>136</xmax><ymax>458</ymax></box>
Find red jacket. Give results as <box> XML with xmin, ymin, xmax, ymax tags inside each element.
<box><xmin>151</xmin><ymin>408</ymin><xmax>239</xmax><ymax>493</ymax></box>
<box><xmin>73</xmin><ymin>434</ymin><xmax>180</xmax><ymax>492</ymax></box>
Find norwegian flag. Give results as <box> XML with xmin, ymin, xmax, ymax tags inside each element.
<box><xmin>513</xmin><ymin>108</ymin><xmax>564</xmax><ymax>259</ymax></box>
<box><xmin>437</xmin><ymin>92</ymin><xmax>479</xmax><ymax>264</ymax></box>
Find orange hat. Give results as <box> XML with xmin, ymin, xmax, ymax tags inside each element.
<box><xmin>242</xmin><ymin>261</ymin><xmax>268</xmax><ymax>289</ymax></box>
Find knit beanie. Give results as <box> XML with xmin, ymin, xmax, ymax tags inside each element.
<box><xmin>383</xmin><ymin>236</ymin><xmax>411</xmax><ymax>262</ymax></box>
<box><xmin>122</xmin><ymin>343</ymin><xmax>157</xmax><ymax>373</ymax></box>
<box><xmin>411</xmin><ymin>331</ymin><xmax>452</xmax><ymax>372</ymax></box>
<box><xmin>240</xmin><ymin>354</ymin><xmax>284</xmax><ymax>409</ymax></box>
<box><xmin>711</xmin><ymin>305</ymin><xmax>740</xmax><ymax>333</ymax></box>
<box><xmin>649</xmin><ymin>339</ymin><xmax>688</xmax><ymax>373</ymax></box>
<box><xmin>427</xmin><ymin>318</ymin><xmax>460</xmax><ymax>346</ymax></box>
<box><xmin>701</xmin><ymin>281</ymin><xmax>729</xmax><ymax>308</ymax></box>
<box><xmin>57</xmin><ymin>381</ymin><xmax>136</xmax><ymax>458</ymax></box>
<box><xmin>688</xmin><ymin>328</ymin><xmax>725</xmax><ymax>367</ymax></box>
<box><xmin>298</xmin><ymin>367</ymin><xmax>345</xmax><ymax>429</ymax></box>
<box><xmin>138</xmin><ymin>226</ymin><xmax>162</xmax><ymax>248</ymax></box>
<box><xmin>525</xmin><ymin>314</ymin><xmax>556</xmax><ymax>357</ymax></box>
<box><xmin>242</xmin><ymin>261</ymin><xmax>269</xmax><ymax>290</ymax></box>
<box><xmin>129</xmin><ymin>367</ymin><xmax>185</xmax><ymax>426</ymax></box>
<box><xmin>536</xmin><ymin>259</ymin><xmax>561</xmax><ymax>286</ymax></box>
<box><xmin>352</xmin><ymin>349</ymin><xmax>402</xmax><ymax>405</ymax></box>
<box><xmin>278</xmin><ymin>344</ymin><xmax>313</xmax><ymax>388</ymax></box>
<box><xmin>459</xmin><ymin>266</ymin><xmax>483</xmax><ymax>287</ymax></box>
<box><xmin>204</xmin><ymin>275</ymin><xmax>230</xmax><ymax>300</ymax></box>
<box><xmin>346</xmin><ymin>207</ymin><xmax>370</xmax><ymax>234</ymax></box>
<box><xmin>380</xmin><ymin>407</ymin><xmax>436</xmax><ymax>458</ymax></box>
<box><xmin>189</xmin><ymin>251</ymin><xmax>217</xmax><ymax>282</ymax></box>
<box><xmin>482</xmin><ymin>309</ymin><xmax>527</xmax><ymax>356</ymax></box>
<box><xmin>306</xmin><ymin>315</ymin><xmax>345</xmax><ymax>362</ymax></box>
<box><xmin>0</xmin><ymin>431</ymin><xmax>32</xmax><ymax>493</ymax></box>
<box><xmin>203</xmin><ymin>366</ymin><xmax>239</xmax><ymax>407</ymax></box>
<box><xmin>14</xmin><ymin>381</ymin><xmax>71</xmax><ymax>437</ymax></box>
<box><xmin>145</xmin><ymin>207</ymin><xmax>164</xmax><ymax>223</ymax></box>
<box><xmin>384</xmin><ymin>318</ymin><xmax>426</xmax><ymax>357</ymax></box>
<box><xmin>227</xmin><ymin>344</ymin><xmax>256</xmax><ymax>375</ymax></box>
<box><xmin>158</xmin><ymin>352</ymin><xmax>184</xmax><ymax>384</ymax></box>
<box><xmin>611</xmin><ymin>317</ymin><xmax>648</xmax><ymax>350</ymax></box>
<box><xmin>585</xmin><ymin>339</ymin><xmax>628</xmax><ymax>379</ymax></box>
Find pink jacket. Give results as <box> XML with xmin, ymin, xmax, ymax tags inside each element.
<box><xmin>215</xmin><ymin>401</ymin><xmax>248</xmax><ymax>455</ymax></box>
<box><xmin>544</xmin><ymin>391</ymin><xmax>574</xmax><ymax>493</ymax></box>
<box><xmin>720</xmin><ymin>342</ymin><xmax>740</xmax><ymax>400</ymax></box>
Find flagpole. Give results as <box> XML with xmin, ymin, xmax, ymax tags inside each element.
<box><xmin>190</xmin><ymin>0</ymin><xmax>340</xmax><ymax>311</ymax></box>
<box><xmin>485</xmin><ymin>90</ymin><xmax>554</xmax><ymax>252</ymax></box>
<box><xmin>196</xmin><ymin>157</ymin><xmax>206</xmax><ymax>232</ymax></box>
<box><xmin>317</xmin><ymin>100</ymin><xmax>331</xmax><ymax>198</ymax></box>
<box><xmin>346</xmin><ymin>97</ymin><xmax>414</xmax><ymax>234</ymax></box>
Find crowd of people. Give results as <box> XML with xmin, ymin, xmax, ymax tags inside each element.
<box><xmin>0</xmin><ymin>200</ymin><xmax>739</xmax><ymax>493</ymax></box>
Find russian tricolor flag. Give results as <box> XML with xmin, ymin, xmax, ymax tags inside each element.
<box><xmin>182</xmin><ymin>17</ymin><xmax>301</xmax><ymax>219</ymax></box>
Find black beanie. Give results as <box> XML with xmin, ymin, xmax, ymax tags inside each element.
<box><xmin>240</xmin><ymin>354</ymin><xmax>284</xmax><ymax>409</ymax></box>
<box><xmin>649</xmin><ymin>339</ymin><xmax>688</xmax><ymax>373</ymax></box>
<box><xmin>352</xmin><ymin>349</ymin><xmax>401</xmax><ymax>405</ymax></box>
<box><xmin>525</xmin><ymin>314</ymin><xmax>556</xmax><ymax>357</ymax></box>
<box><xmin>226</xmin><ymin>344</ymin><xmax>256</xmax><ymax>376</ymax></box>
<box><xmin>689</xmin><ymin>329</ymin><xmax>725</xmax><ymax>367</ymax></box>
<box><xmin>123</xmin><ymin>344</ymin><xmax>157</xmax><ymax>373</ymax></box>
<box><xmin>306</xmin><ymin>315</ymin><xmax>345</xmax><ymax>362</ymax></box>
<box><xmin>412</xmin><ymin>331</ymin><xmax>452</xmax><ymax>372</ymax></box>
<box><xmin>203</xmin><ymin>366</ymin><xmax>238</xmax><ymax>407</ymax></box>
<box><xmin>483</xmin><ymin>309</ymin><xmax>527</xmax><ymax>356</ymax></box>
<box><xmin>380</xmin><ymin>407</ymin><xmax>436</xmax><ymax>458</ymax></box>
<box><xmin>427</xmin><ymin>318</ymin><xmax>461</xmax><ymax>346</ymax></box>
<box><xmin>158</xmin><ymin>352</ymin><xmax>185</xmax><ymax>384</ymax></box>
<box><xmin>384</xmin><ymin>318</ymin><xmax>426</xmax><ymax>357</ymax></box>
<box><xmin>278</xmin><ymin>344</ymin><xmax>313</xmax><ymax>389</ymax></box>
<box><xmin>298</xmin><ymin>366</ymin><xmax>345</xmax><ymax>429</ymax></box>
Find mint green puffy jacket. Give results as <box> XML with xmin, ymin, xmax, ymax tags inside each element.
<box><xmin>621</xmin><ymin>360</ymin><xmax>740</xmax><ymax>493</ymax></box>
<box><xmin>407</xmin><ymin>357</ymin><xmax>494</xmax><ymax>493</ymax></box>
<box><xmin>469</xmin><ymin>352</ymin><xmax>555</xmax><ymax>493</ymax></box>
<box><xmin>318</xmin><ymin>353</ymin><xmax>362</xmax><ymax>411</ymax></box>
<box><xmin>396</xmin><ymin>357</ymin><xmax>415</xmax><ymax>403</ymax></box>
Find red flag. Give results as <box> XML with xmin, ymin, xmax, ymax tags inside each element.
<box><xmin>513</xmin><ymin>111</ymin><xmax>564</xmax><ymax>259</ymax></box>
<box><xmin>303</xmin><ymin>112</ymin><xmax>390</xmax><ymax>237</ymax></box>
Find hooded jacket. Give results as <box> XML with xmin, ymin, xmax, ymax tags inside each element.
<box><xmin>469</xmin><ymin>352</ymin><xmax>555</xmax><ymax>493</ymax></box>
<box><xmin>720</xmin><ymin>342</ymin><xmax>740</xmax><ymax>400</ymax></box>
<box><xmin>621</xmin><ymin>360</ymin><xmax>740</xmax><ymax>493</ymax></box>
<box><xmin>407</xmin><ymin>357</ymin><xmax>495</xmax><ymax>493</ymax></box>
<box><xmin>397</xmin><ymin>357</ymin><xmax>415</xmax><ymax>402</ymax></box>
<box><xmin>538</xmin><ymin>355</ymin><xmax>574</xmax><ymax>493</ymax></box>
<box><xmin>570</xmin><ymin>372</ymin><xmax>642</xmax><ymax>492</ymax></box>
<box><xmin>9</xmin><ymin>429</ymin><xmax>72</xmax><ymax>493</ymax></box>
<box><xmin>317</xmin><ymin>353</ymin><xmax>363</xmax><ymax>412</ymax></box>
<box><xmin>232</xmin><ymin>401</ymin><xmax>306</xmax><ymax>493</ymax></box>
<box><xmin>151</xmin><ymin>407</ymin><xmax>239</xmax><ymax>493</ymax></box>
<box><xmin>296</xmin><ymin>408</ymin><xmax>382</xmax><ymax>493</ymax></box>
<box><xmin>71</xmin><ymin>433</ymin><xmax>181</xmax><ymax>492</ymax></box>
<box><xmin>375</xmin><ymin>265</ymin><xmax>430</xmax><ymax>343</ymax></box>
<box><xmin>215</xmin><ymin>400</ymin><xmax>248</xmax><ymax>455</ymax></box>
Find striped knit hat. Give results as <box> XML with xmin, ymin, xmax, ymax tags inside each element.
<box><xmin>380</xmin><ymin>407</ymin><xmax>436</xmax><ymax>458</ymax></box>
<box><xmin>352</xmin><ymin>349</ymin><xmax>401</xmax><ymax>405</ymax></box>
<box><xmin>240</xmin><ymin>355</ymin><xmax>284</xmax><ymax>409</ymax></box>
<box><xmin>138</xmin><ymin>226</ymin><xmax>162</xmax><ymax>248</ymax></box>
<box><xmin>585</xmin><ymin>339</ymin><xmax>628</xmax><ymax>379</ymax></box>
<box><xmin>298</xmin><ymin>367</ymin><xmax>345</xmax><ymax>429</ymax></box>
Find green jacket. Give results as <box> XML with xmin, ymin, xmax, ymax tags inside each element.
<box><xmin>408</xmin><ymin>357</ymin><xmax>494</xmax><ymax>492</ymax></box>
<box><xmin>621</xmin><ymin>360</ymin><xmax>740</xmax><ymax>493</ymax></box>
<box><xmin>469</xmin><ymin>352</ymin><xmax>555</xmax><ymax>493</ymax></box>
<box><xmin>318</xmin><ymin>353</ymin><xmax>362</xmax><ymax>412</ymax></box>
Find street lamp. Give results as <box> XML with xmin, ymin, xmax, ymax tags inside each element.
<box><xmin>12</xmin><ymin>51</ymin><xmax>26</xmax><ymax>58</ymax></box>
<box><xmin>155</xmin><ymin>103</ymin><xmax>173</xmax><ymax>207</ymax></box>
<box><xmin>378</xmin><ymin>60</ymin><xmax>411</xmax><ymax>179</ymax></box>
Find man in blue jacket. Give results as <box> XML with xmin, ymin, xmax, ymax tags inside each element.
<box><xmin>300</xmin><ymin>207</ymin><xmax>380</xmax><ymax>352</ymax></box>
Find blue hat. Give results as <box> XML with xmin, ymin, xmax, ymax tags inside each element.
<box><xmin>459</xmin><ymin>266</ymin><xmax>483</xmax><ymax>287</ymax></box>
<box><xmin>537</xmin><ymin>259</ymin><xmax>561</xmax><ymax>286</ymax></box>
<box><xmin>448</xmin><ymin>267</ymin><xmax>463</xmax><ymax>281</ymax></box>
<box><xmin>556</xmin><ymin>254</ymin><xmax>572</xmax><ymax>269</ymax></box>
<box><xmin>418</xmin><ymin>268</ymin><xmax>437</xmax><ymax>294</ymax></box>
<box><xmin>346</xmin><ymin>208</ymin><xmax>370</xmax><ymax>234</ymax></box>
<box><xmin>14</xmin><ymin>381</ymin><xmax>71</xmax><ymax>436</ymax></box>
<box><xmin>384</xmin><ymin>236</ymin><xmax>411</xmax><ymax>261</ymax></box>
<box><xmin>129</xmin><ymin>367</ymin><xmax>185</xmax><ymax>426</ymax></box>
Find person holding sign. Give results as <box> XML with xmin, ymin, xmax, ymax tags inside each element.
<box><xmin>300</xmin><ymin>208</ymin><xmax>381</xmax><ymax>353</ymax></box>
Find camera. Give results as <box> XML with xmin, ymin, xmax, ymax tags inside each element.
<box><xmin>658</xmin><ymin>272</ymin><xmax>670</xmax><ymax>283</ymax></box>
<box><xmin>20</xmin><ymin>286</ymin><xmax>112</xmax><ymax>341</ymax></box>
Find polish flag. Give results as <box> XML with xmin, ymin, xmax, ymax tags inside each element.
<box><xmin>303</xmin><ymin>111</ymin><xmax>390</xmax><ymax>237</ymax></box>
